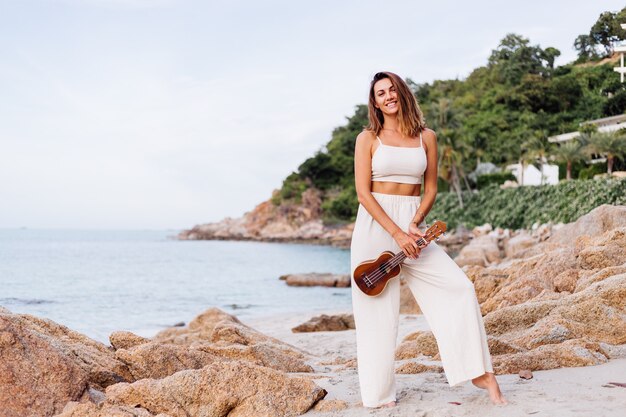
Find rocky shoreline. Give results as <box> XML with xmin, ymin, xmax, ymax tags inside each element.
<box><xmin>177</xmin><ymin>189</ymin><xmax>353</xmax><ymax>248</ymax></box>
<box><xmin>2</xmin><ymin>204</ymin><xmax>625</xmax><ymax>417</ymax></box>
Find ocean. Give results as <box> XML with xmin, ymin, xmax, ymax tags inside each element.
<box><xmin>0</xmin><ymin>229</ymin><xmax>351</xmax><ymax>344</ymax></box>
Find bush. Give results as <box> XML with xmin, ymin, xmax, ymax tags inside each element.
<box><xmin>321</xmin><ymin>185</ymin><xmax>359</xmax><ymax>223</ymax></box>
<box><xmin>427</xmin><ymin>178</ymin><xmax>626</xmax><ymax>230</ymax></box>
<box><xmin>476</xmin><ymin>172</ymin><xmax>516</xmax><ymax>189</ymax></box>
<box><xmin>276</xmin><ymin>173</ymin><xmax>309</xmax><ymax>204</ymax></box>
<box><xmin>578</xmin><ymin>163</ymin><xmax>607</xmax><ymax>179</ymax></box>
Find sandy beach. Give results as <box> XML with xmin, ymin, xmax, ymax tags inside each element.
<box><xmin>246</xmin><ymin>311</ymin><xmax>626</xmax><ymax>417</ymax></box>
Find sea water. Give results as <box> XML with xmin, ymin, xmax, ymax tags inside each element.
<box><xmin>0</xmin><ymin>229</ymin><xmax>351</xmax><ymax>344</ymax></box>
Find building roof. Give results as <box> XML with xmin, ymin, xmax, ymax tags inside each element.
<box><xmin>548</xmin><ymin>114</ymin><xmax>626</xmax><ymax>143</ymax></box>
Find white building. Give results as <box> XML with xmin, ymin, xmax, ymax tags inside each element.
<box><xmin>506</xmin><ymin>162</ymin><xmax>559</xmax><ymax>186</ymax></box>
<box><xmin>548</xmin><ymin>114</ymin><xmax>626</xmax><ymax>144</ymax></box>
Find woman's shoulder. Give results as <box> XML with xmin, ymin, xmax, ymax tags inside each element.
<box><xmin>355</xmin><ymin>129</ymin><xmax>377</xmax><ymax>146</ymax></box>
<box><xmin>421</xmin><ymin>127</ymin><xmax>437</xmax><ymax>140</ymax></box>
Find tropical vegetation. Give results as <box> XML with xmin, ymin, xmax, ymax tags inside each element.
<box><xmin>271</xmin><ymin>6</ymin><xmax>626</xmax><ymax>228</ymax></box>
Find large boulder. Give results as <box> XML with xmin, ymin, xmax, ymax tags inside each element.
<box><xmin>504</xmin><ymin>232</ymin><xmax>536</xmax><ymax>259</ymax></box>
<box><xmin>152</xmin><ymin>308</ymin><xmax>313</xmax><ymax>373</ymax></box>
<box><xmin>55</xmin><ymin>402</ymin><xmax>160</xmax><ymax>417</ymax></box>
<box><xmin>548</xmin><ymin>204</ymin><xmax>626</xmax><ymax>246</ymax></box>
<box><xmin>0</xmin><ymin>309</ymin><xmax>133</xmax><ymax>417</ymax></box>
<box><xmin>280</xmin><ymin>273</ymin><xmax>350</xmax><ymax>287</ymax></box>
<box><xmin>454</xmin><ymin>235</ymin><xmax>501</xmax><ymax>267</ymax></box>
<box><xmin>291</xmin><ymin>314</ymin><xmax>355</xmax><ymax>332</ymax></box>
<box><xmin>114</xmin><ymin>343</ymin><xmax>224</xmax><ymax>380</ymax></box>
<box><xmin>103</xmin><ymin>361</ymin><xmax>326</xmax><ymax>417</ymax></box>
<box><xmin>0</xmin><ymin>315</ymin><xmax>89</xmax><ymax>417</ymax></box>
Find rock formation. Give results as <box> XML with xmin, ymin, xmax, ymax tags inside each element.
<box><xmin>0</xmin><ymin>307</ymin><xmax>326</xmax><ymax>417</ymax></box>
<box><xmin>292</xmin><ymin>314</ymin><xmax>355</xmax><ymax>332</ymax></box>
<box><xmin>178</xmin><ymin>188</ymin><xmax>353</xmax><ymax>247</ymax></box>
<box><xmin>394</xmin><ymin>205</ymin><xmax>626</xmax><ymax>375</ymax></box>
<box><xmin>280</xmin><ymin>273</ymin><xmax>351</xmax><ymax>287</ymax></box>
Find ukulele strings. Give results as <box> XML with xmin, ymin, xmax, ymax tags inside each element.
<box><xmin>364</xmin><ymin>234</ymin><xmax>431</xmax><ymax>286</ymax></box>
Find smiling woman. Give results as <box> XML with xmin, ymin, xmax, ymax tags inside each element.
<box><xmin>348</xmin><ymin>71</ymin><xmax>507</xmax><ymax>409</ymax></box>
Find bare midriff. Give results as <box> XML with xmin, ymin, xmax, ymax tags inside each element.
<box><xmin>371</xmin><ymin>181</ymin><xmax>421</xmax><ymax>197</ymax></box>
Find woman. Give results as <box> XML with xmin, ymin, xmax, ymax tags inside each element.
<box><xmin>350</xmin><ymin>71</ymin><xmax>507</xmax><ymax>408</ymax></box>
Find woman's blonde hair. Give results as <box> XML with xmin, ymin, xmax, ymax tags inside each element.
<box><xmin>366</xmin><ymin>71</ymin><xmax>425</xmax><ymax>137</ymax></box>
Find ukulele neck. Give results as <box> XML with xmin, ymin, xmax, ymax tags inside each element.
<box><xmin>392</xmin><ymin>236</ymin><xmax>430</xmax><ymax>266</ymax></box>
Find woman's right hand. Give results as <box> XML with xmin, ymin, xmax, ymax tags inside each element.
<box><xmin>392</xmin><ymin>230</ymin><xmax>420</xmax><ymax>259</ymax></box>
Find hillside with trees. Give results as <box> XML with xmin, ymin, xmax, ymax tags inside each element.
<box><xmin>269</xmin><ymin>6</ymin><xmax>626</xmax><ymax>227</ymax></box>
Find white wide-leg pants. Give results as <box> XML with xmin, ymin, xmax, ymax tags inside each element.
<box><xmin>350</xmin><ymin>192</ymin><xmax>493</xmax><ymax>408</ymax></box>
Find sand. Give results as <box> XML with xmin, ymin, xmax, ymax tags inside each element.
<box><xmin>245</xmin><ymin>311</ymin><xmax>626</xmax><ymax>417</ymax></box>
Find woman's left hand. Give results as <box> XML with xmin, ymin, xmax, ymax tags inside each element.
<box><xmin>408</xmin><ymin>222</ymin><xmax>429</xmax><ymax>249</ymax></box>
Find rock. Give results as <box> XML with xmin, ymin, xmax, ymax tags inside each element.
<box><xmin>454</xmin><ymin>235</ymin><xmax>501</xmax><ymax>267</ymax></box>
<box><xmin>483</xmin><ymin>300</ymin><xmax>561</xmax><ymax>336</ymax></box>
<box><xmin>478</xmin><ymin>247</ymin><xmax>579</xmax><ymax>314</ymax></box>
<box><xmin>155</xmin><ymin>308</ymin><xmax>292</xmax><ymax>348</ymax></box>
<box><xmin>553</xmin><ymin>269</ymin><xmax>578</xmax><ymax>293</ymax></box>
<box><xmin>0</xmin><ymin>313</ymin><xmax>133</xmax><ymax>391</ymax></box>
<box><xmin>576</xmin><ymin>228</ymin><xmax>626</xmax><ymax>270</ymax></box>
<box><xmin>575</xmin><ymin>264</ymin><xmax>626</xmax><ymax>292</ymax></box>
<box><xmin>56</xmin><ymin>401</ymin><xmax>160</xmax><ymax>417</ymax></box>
<box><xmin>153</xmin><ymin>308</ymin><xmax>313</xmax><ymax>373</ymax></box>
<box><xmin>195</xmin><ymin>343</ymin><xmax>314</xmax><ymax>373</ymax></box>
<box><xmin>110</xmin><ymin>331</ymin><xmax>150</xmax><ymax>351</ymax></box>
<box><xmin>464</xmin><ymin>265</ymin><xmax>508</xmax><ymax>306</ymax></box>
<box><xmin>115</xmin><ymin>343</ymin><xmax>224</xmax><ymax>380</ymax></box>
<box><xmin>473</xmin><ymin>224</ymin><xmax>493</xmax><ymax>237</ymax></box>
<box><xmin>105</xmin><ymin>361</ymin><xmax>326</xmax><ymax>417</ymax></box>
<box><xmin>487</xmin><ymin>337</ymin><xmax>521</xmax><ymax>355</ymax></box>
<box><xmin>548</xmin><ymin>205</ymin><xmax>626</xmax><ymax>246</ymax></box>
<box><xmin>395</xmin><ymin>331</ymin><xmax>439</xmax><ymax>359</ymax></box>
<box><xmin>519</xmin><ymin>370</ymin><xmax>533</xmax><ymax>379</ymax></box>
<box><xmin>291</xmin><ymin>314</ymin><xmax>355</xmax><ymax>332</ymax></box>
<box><xmin>313</xmin><ymin>399</ymin><xmax>349</xmax><ymax>412</ymax></box>
<box><xmin>177</xmin><ymin>187</ymin><xmax>354</xmax><ymax>247</ymax></box>
<box><xmin>281</xmin><ymin>273</ymin><xmax>351</xmax><ymax>287</ymax></box>
<box><xmin>400</xmin><ymin>278</ymin><xmax>421</xmax><ymax>314</ymax></box>
<box><xmin>0</xmin><ymin>315</ymin><xmax>90</xmax><ymax>417</ymax></box>
<box><xmin>395</xmin><ymin>362</ymin><xmax>443</xmax><ymax>374</ymax></box>
<box><xmin>504</xmin><ymin>232</ymin><xmax>536</xmax><ymax>259</ymax></box>
<box><xmin>492</xmin><ymin>339</ymin><xmax>608</xmax><ymax>374</ymax></box>
<box><xmin>341</xmin><ymin>358</ymin><xmax>357</xmax><ymax>370</ymax></box>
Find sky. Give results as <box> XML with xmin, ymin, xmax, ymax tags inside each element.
<box><xmin>0</xmin><ymin>0</ymin><xmax>623</xmax><ymax>230</ymax></box>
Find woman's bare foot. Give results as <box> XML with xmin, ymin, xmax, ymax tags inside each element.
<box><xmin>472</xmin><ymin>372</ymin><xmax>507</xmax><ymax>405</ymax></box>
<box><xmin>380</xmin><ymin>400</ymin><xmax>396</xmax><ymax>408</ymax></box>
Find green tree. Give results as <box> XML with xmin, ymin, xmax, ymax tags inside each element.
<box><xmin>590</xmin><ymin>10</ymin><xmax>626</xmax><ymax>56</ymax></box>
<box><xmin>553</xmin><ymin>139</ymin><xmax>587</xmax><ymax>180</ymax></box>
<box><xmin>574</xmin><ymin>34</ymin><xmax>600</xmax><ymax>62</ymax></box>
<box><xmin>586</xmin><ymin>131</ymin><xmax>626</xmax><ymax>174</ymax></box>
<box><xmin>574</xmin><ymin>7</ymin><xmax>626</xmax><ymax>61</ymax></box>
<box><xmin>523</xmin><ymin>130</ymin><xmax>553</xmax><ymax>184</ymax></box>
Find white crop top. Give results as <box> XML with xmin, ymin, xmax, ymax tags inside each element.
<box><xmin>371</xmin><ymin>131</ymin><xmax>427</xmax><ymax>184</ymax></box>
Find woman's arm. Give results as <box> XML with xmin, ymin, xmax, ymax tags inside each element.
<box><xmin>354</xmin><ymin>130</ymin><xmax>420</xmax><ymax>258</ymax></box>
<box><xmin>410</xmin><ymin>128</ymin><xmax>438</xmax><ymax>226</ymax></box>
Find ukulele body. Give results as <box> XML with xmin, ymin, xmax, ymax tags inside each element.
<box><xmin>353</xmin><ymin>251</ymin><xmax>402</xmax><ymax>297</ymax></box>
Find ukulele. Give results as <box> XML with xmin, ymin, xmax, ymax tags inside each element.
<box><xmin>353</xmin><ymin>220</ymin><xmax>447</xmax><ymax>296</ymax></box>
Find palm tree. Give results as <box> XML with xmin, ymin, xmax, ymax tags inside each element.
<box><xmin>522</xmin><ymin>131</ymin><xmax>552</xmax><ymax>185</ymax></box>
<box><xmin>586</xmin><ymin>131</ymin><xmax>626</xmax><ymax>174</ymax></box>
<box><xmin>427</xmin><ymin>98</ymin><xmax>469</xmax><ymax>206</ymax></box>
<box><xmin>553</xmin><ymin>139</ymin><xmax>586</xmax><ymax>180</ymax></box>
<box><xmin>438</xmin><ymin>129</ymin><xmax>465</xmax><ymax>207</ymax></box>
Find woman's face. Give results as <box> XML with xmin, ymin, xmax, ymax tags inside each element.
<box><xmin>373</xmin><ymin>78</ymin><xmax>399</xmax><ymax>115</ymax></box>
